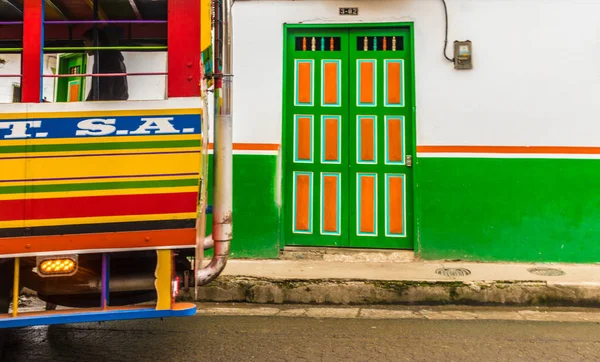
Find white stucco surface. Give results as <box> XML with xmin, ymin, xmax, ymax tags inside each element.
<box><xmin>232</xmin><ymin>0</ymin><xmax>600</xmax><ymax>147</ymax></box>
<box><xmin>0</xmin><ymin>54</ymin><xmax>21</xmax><ymax>104</ymax></box>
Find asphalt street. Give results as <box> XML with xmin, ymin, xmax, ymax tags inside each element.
<box><xmin>2</xmin><ymin>308</ymin><xmax>600</xmax><ymax>362</ymax></box>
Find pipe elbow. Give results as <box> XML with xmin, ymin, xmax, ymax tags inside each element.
<box><xmin>195</xmin><ymin>240</ymin><xmax>230</xmax><ymax>285</ymax></box>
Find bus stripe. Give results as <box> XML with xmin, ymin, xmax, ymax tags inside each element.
<box><xmin>0</xmin><ymin>219</ymin><xmax>196</xmax><ymax>238</ymax></box>
<box><xmin>0</xmin><ymin>153</ymin><xmax>201</xmax><ymax>180</ymax></box>
<box><xmin>0</xmin><ymin>108</ymin><xmax>202</xmax><ymax>120</ymax></box>
<box><xmin>0</xmin><ymin>148</ymin><xmax>201</xmax><ymax>159</ymax></box>
<box><xmin>0</xmin><ymin>140</ymin><xmax>201</xmax><ymax>154</ymax></box>
<box><xmin>0</xmin><ymin>186</ymin><xmax>198</xmax><ymax>201</ymax></box>
<box><xmin>0</xmin><ymin>134</ymin><xmax>201</xmax><ymax>146</ymax></box>
<box><xmin>0</xmin><ymin>173</ymin><xmax>200</xmax><ymax>184</ymax></box>
<box><xmin>0</xmin><ymin>213</ymin><xmax>197</xmax><ymax>229</ymax></box>
<box><xmin>0</xmin><ymin>150</ymin><xmax>200</xmax><ymax>161</ymax></box>
<box><xmin>0</xmin><ymin>192</ymin><xmax>197</xmax><ymax>222</ymax></box>
<box><xmin>0</xmin><ymin>228</ymin><xmax>196</xmax><ymax>256</ymax></box>
<box><xmin>0</xmin><ymin>178</ymin><xmax>199</xmax><ymax>195</ymax></box>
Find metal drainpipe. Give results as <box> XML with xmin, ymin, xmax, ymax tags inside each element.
<box><xmin>195</xmin><ymin>0</ymin><xmax>233</xmax><ymax>286</ymax></box>
<box><xmin>203</xmin><ymin>234</ymin><xmax>214</xmax><ymax>250</ymax></box>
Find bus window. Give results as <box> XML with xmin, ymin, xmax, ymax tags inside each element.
<box><xmin>0</xmin><ymin>11</ymin><xmax>23</xmax><ymax>103</ymax></box>
<box><xmin>42</xmin><ymin>3</ymin><xmax>168</xmax><ymax>103</ymax></box>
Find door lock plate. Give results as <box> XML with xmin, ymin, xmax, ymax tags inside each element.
<box><xmin>406</xmin><ymin>155</ymin><xmax>412</xmax><ymax>167</ymax></box>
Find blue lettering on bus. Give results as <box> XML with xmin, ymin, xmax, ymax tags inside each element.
<box><xmin>0</xmin><ymin>114</ymin><xmax>201</xmax><ymax>140</ymax></box>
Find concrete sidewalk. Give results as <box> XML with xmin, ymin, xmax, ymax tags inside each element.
<box><xmin>185</xmin><ymin>251</ymin><xmax>600</xmax><ymax>307</ymax></box>
<box><xmin>195</xmin><ymin>303</ymin><xmax>600</xmax><ymax>322</ymax></box>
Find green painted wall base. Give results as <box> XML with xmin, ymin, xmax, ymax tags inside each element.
<box><xmin>417</xmin><ymin>157</ymin><xmax>600</xmax><ymax>263</ymax></box>
<box><xmin>205</xmin><ymin>154</ymin><xmax>280</xmax><ymax>259</ymax></box>
<box><xmin>206</xmin><ymin>153</ymin><xmax>600</xmax><ymax>263</ymax></box>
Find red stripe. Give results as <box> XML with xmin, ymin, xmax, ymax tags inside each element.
<box><xmin>0</xmin><ymin>193</ymin><xmax>198</xmax><ymax>221</ymax></box>
<box><xmin>0</xmin><ymin>200</ymin><xmax>25</xmax><ymax>222</ymax></box>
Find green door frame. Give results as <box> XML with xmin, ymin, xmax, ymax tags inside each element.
<box><xmin>280</xmin><ymin>22</ymin><xmax>419</xmax><ymax>252</ymax></box>
<box><xmin>56</xmin><ymin>53</ymin><xmax>88</xmax><ymax>102</ymax></box>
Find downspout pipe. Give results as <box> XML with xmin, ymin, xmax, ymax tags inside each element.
<box><xmin>196</xmin><ymin>0</ymin><xmax>233</xmax><ymax>286</ymax></box>
<box><xmin>203</xmin><ymin>234</ymin><xmax>214</xmax><ymax>250</ymax></box>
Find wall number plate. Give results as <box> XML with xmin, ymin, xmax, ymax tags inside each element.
<box><xmin>339</xmin><ymin>7</ymin><xmax>358</xmax><ymax>15</ymax></box>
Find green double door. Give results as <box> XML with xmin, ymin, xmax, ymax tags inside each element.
<box><xmin>284</xmin><ymin>26</ymin><xmax>414</xmax><ymax>249</ymax></box>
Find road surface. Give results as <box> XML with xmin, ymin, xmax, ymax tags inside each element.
<box><xmin>2</xmin><ymin>306</ymin><xmax>600</xmax><ymax>361</ymax></box>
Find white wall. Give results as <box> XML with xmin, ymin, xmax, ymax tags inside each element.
<box><xmin>232</xmin><ymin>0</ymin><xmax>600</xmax><ymax>147</ymax></box>
<box><xmin>43</xmin><ymin>54</ymin><xmax>57</xmax><ymax>102</ymax></box>
<box><xmin>0</xmin><ymin>54</ymin><xmax>58</xmax><ymax>103</ymax></box>
<box><xmin>124</xmin><ymin>52</ymin><xmax>168</xmax><ymax>101</ymax></box>
<box><xmin>0</xmin><ymin>54</ymin><xmax>21</xmax><ymax>103</ymax></box>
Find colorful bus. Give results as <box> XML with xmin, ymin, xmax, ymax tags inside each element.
<box><xmin>0</xmin><ymin>0</ymin><xmax>232</xmax><ymax>334</ymax></box>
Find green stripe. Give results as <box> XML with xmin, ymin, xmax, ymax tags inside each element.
<box><xmin>0</xmin><ymin>140</ymin><xmax>201</xmax><ymax>154</ymax></box>
<box><xmin>0</xmin><ymin>178</ymin><xmax>199</xmax><ymax>195</ymax></box>
<box><xmin>0</xmin><ymin>48</ymin><xmax>22</xmax><ymax>52</ymax></box>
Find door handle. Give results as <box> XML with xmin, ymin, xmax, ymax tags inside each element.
<box><xmin>406</xmin><ymin>155</ymin><xmax>412</xmax><ymax>167</ymax></box>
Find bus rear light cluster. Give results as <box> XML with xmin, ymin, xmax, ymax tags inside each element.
<box><xmin>36</xmin><ymin>255</ymin><xmax>78</xmax><ymax>277</ymax></box>
<box><xmin>172</xmin><ymin>276</ymin><xmax>180</xmax><ymax>298</ymax></box>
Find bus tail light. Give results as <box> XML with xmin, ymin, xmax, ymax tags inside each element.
<box><xmin>172</xmin><ymin>276</ymin><xmax>180</xmax><ymax>298</ymax></box>
<box><xmin>36</xmin><ymin>255</ymin><xmax>78</xmax><ymax>277</ymax></box>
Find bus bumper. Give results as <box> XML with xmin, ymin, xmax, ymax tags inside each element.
<box><xmin>0</xmin><ymin>302</ymin><xmax>196</xmax><ymax>329</ymax></box>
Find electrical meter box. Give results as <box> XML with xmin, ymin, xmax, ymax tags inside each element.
<box><xmin>453</xmin><ymin>40</ymin><xmax>472</xmax><ymax>70</ymax></box>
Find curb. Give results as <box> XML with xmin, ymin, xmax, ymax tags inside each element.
<box><xmin>181</xmin><ymin>276</ymin><xmax>600</xmax><ymax>307</ymax></box>
<box><xmin>194</xmin><ymin>304</ymin><xmax>600</xmax><ymax>322</ymax></box>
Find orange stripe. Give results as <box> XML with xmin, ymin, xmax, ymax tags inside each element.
<box><xmin>360</xmin><ymin>117</ymin><xmax>375</xmax><ymax>161</ymax></box>
<box><xmin>324</xmin><ymin>117</ymin><xmax>339</xmax><ymax>161</ymax></box>
<box><xmin>387</xmin><ymin>118</ymin><xmax>403</xmax><ymax>162</ymax></box>
<box><xmin>208</xmin><ymin>143</ymin><xmax>280</xmax><ymax>151</ymax></box>
<box><xmin>323</xmin><ymin>62</ymin><xmax>339</xmax><ymax>105</ymax></box>
<box><xmin>323</xmin><ymin>175</ymin><xmax>338</xmax><ymax>232</ymax></box>
<box><xmin>387</xmin><ymin>62</ymin><xmax>401</xmax><ymax>105</ymax></box>
<box><xmin>0</xmin><ymin>229</ymin><xmax>195</xmax><ymax>256</ymax></box>
<box><xmin>416</xmin><ymin>145</ymin><xmax>600</xmax><ymax>155</ymax></box>
<box><xmin>360</xmin><ymin>175</ymin><xmax>375</xmax><ymax>233</ymax></box>
<box><xmin>359</xmin><ymin>61</ymin><xmax>374</xmax><ymax>104</ymax></box>
<box><xmin>388</xmin><ymin>176</ymin><xmax>404</xmax><ymax>234</ymax></box>
<box><xmin>295</xmin><ymin>174</ymin><xmax>310</xmax><ymax>231</ymax></box>
<box><xmin>298</xmin><ymin>61</ymin><xmax>312</xmax><ymax>104</ymax></box>
<box><xmin>297</xmin><ymin>117</ymin><xmax>312</xmax><ymax>160</ymax></box>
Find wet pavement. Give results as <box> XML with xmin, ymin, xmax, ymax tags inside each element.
<box><xmin>2</xmin><ymin>309</ymin><xmax>600</xmax><ymax>361</ymax></box>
